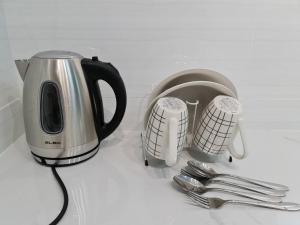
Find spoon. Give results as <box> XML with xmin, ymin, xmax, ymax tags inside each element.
<box><xmin>173</xmin><ymin>174</ymin><xmax>282</xmax><ymax>203</ymax></box>
<box><xmin>187</xmin><ymin>160</ymin><xmax>289</xmax><ymax>192</ymax></box>
<box><xmin>181</xmin><ymin>167</ymin><xmax>285</xmax><ymax>197</ymax></box>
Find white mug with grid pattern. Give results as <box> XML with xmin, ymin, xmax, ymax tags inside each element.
<box><xmin>193</xmin><ymin>95</ymin><xmax>247</xmax><ymax>160</ymax></box>
<box><xmin>144</xmin><ymin>97</ymin><xmax>188</xmax><ymax>166</ymax></box>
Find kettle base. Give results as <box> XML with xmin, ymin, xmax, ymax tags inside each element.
<box><xmin>32</xmin><ymin>144</ymin><xmax>100</xmax><ymax>167</ymax></box>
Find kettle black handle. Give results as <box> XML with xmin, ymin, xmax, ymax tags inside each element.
<box><xmin>81</xmin><ymin>57</ymin><xmax>127</xmax><ymax>141</ymax></box>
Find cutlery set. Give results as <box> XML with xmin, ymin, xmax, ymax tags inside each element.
<box><xmin>187</xmin><ymin>160</ymin><xmax>289</xmax><ymax>191</ymax></box>
<box><xmin>174</xmin><ymin>160</ymin><xmax>300</xmax><ymax>211</ymax></box>
<box><xmin>181</xmin><ymin>167</ymin><xmax>285</xmax><ymax>197</ymax></box>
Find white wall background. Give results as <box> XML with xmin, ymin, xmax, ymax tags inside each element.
<box><xmin>1</xmin><ymin>0</ymin><xmax>300</xmax><ymax>151</ymax></box>
<box><xmin>0</xmin><ymin>3</ymin><xmax>23</xmax><ymax>152</ymax></box>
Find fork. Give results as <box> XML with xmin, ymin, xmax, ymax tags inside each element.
<box><xmin>181</xmin><ymin>167</ymin><xmax>285</xmax><ymax>197</ymax></box>
<box><xmin>187</xmin><ymin>192</ymin><xmax>300</xmax><ymax>211</ymax></box>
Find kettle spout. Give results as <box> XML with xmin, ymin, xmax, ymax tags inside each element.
<box><xmin>15</xmin><ymin>59</ymin><xmax>30</xmax><ymax>81</ymax></box>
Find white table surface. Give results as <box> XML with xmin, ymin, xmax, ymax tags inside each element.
<box><xmin>0</xmin><ymin>128</ymin><xmax>299</xmax><ymax>225</ymax></box>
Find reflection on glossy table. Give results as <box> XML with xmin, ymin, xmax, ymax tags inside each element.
<box><xmin>0</xmin><ymin>128</ymin><xmax>299</xmax><ymax>225</ymax></box>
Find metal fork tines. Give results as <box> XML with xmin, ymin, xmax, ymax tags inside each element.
<box><xmin>187</xmin><ymin>192</ymin><xmax>300</xmax><ymax>211</ymax></box>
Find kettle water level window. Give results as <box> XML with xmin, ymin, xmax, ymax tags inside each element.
<box><xmin>40</xmin><ymin>81</ymin><xmax>64</xmax><ymax>134</ymax></box>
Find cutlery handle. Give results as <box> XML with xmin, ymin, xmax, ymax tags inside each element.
<box><xmin>208</xmin><ymin>188</ymin><xmax>281</xmax><ymax>203</ymax></box>
<box><xmin>228</xmin><ymin>200</ymin><xmax>300</xmax><ymax>211</ymax></box>
<box><xmin>210</xmin><ymin>179</ymin><xmax>286</xmax><ymax>197</ymax></box>
<box><xmin>219</xmin><ymin>174</ymin><xmax>289</xmax><ymax>192</ymax></box>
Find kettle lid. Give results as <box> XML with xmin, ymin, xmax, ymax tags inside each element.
<box><xmin>32</xmin><ymin>50</ymin><xmax>83</xmax><ymax>59</ymax></box>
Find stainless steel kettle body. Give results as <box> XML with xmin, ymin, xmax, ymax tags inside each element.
<box><xmin>15</xmin><ymin>50</ymin><xmax>127</xmax><ymax>166</ymax></box>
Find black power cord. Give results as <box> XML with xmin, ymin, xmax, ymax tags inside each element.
<box><xmin>37</xmin><ymin>152</ymin><xmax>100</xmax><ymax>224</ymax></box>
<box><xmin>49</xmin><ymin>166</ymin><xmax>69</xmax><ymax>225</ymax></box>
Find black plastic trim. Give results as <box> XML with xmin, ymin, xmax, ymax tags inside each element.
<box><xmin>81</xmin><ymin>58</ymin><xmax>127</xmax><ymax>141</ymax></box>
<box><xmin>31</xmin><ymin>143</ymin><xmax>99</xmax><ymax>167</ymax></box>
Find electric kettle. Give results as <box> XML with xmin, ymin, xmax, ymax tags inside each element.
<box><xmin>15</xmin><ymin>50</ymin><xmax>127</xmax><ymax>166</ymax></box>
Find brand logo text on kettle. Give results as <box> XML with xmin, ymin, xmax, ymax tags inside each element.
<box><xmin>45</xmin><ymin>141</ymin><xmax>61</xmax><ymax>145</ymax></box>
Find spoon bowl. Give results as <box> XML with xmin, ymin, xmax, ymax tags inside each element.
<box><xmin>187</xmin><ymin>160</ymin><xmax>216</xmax><ymax>177</ymax></box>
<box><xmin>185</xmin><ymin>164</ymin><xmax>212</xmax><ymax>178</ymax></box>
<box><xmin>174</xmin><ymin>174</ymin><xmax>205</xmax><ymax>192</ymax></box>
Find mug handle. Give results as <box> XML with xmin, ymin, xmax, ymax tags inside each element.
<box><xmin>228</xmin><ymin>118</ymin><xmax>247</xmax><ymax>160</ymax></box>
<box><xmin>165</xmin><ymin>117</ymin><xmax>178</xmax><ymax>166</ymax></box>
